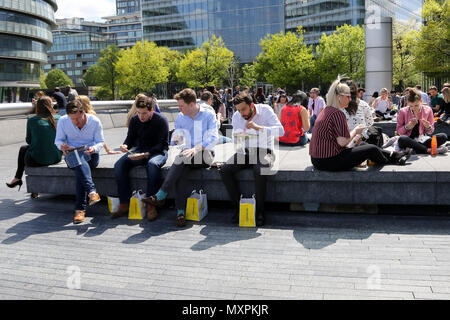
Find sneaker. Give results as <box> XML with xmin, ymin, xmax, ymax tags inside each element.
<box><xmin>437</xmin><ymin>146</ymin><xmax>448</xmax><ymax>154</ymax></box>
<box><xmin>88</xmin><ymin>192</ymin><xmax>101</xmax><ymax>206</ymax></box>
<box><xmin>74</xmin><ymin>210</ymin><xmax>85</xmax><ymax>224</ymax></box>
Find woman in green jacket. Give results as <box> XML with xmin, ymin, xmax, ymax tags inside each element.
<box><xmin>6</xmin><ymin>96</ymin><xmax>62</xmax><ymax>193</ymax></box>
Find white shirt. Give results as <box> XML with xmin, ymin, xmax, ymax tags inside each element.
<box><xmin>374</xmin><ymin>97</ymin><xmax>389</xmax><ymax>113</ymax></box>
<box><xmin>342</xmin><ymin>99</ymin><xmax>374</xmax><ymax>137</ymax></box>
<box><xmin>232</xmin><ymin>104</ymin><xmax>284</xmax><ymax>151</ymax></box>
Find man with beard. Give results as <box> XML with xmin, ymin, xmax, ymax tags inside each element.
<box><xmin>219</xmin><ymin>92</ymin><xmax>284</xmax><ymax>227</ymax></box>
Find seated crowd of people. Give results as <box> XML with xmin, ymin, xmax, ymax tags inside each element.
<box><xmin>6</xmin><ymin>77</ymin><xmax>450</xmax><ymax>227</ymax></box>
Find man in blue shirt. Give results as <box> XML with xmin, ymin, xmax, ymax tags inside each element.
<box><xmin>111</xmin><ymin>96</ymin><xmax>169</xmax><ymax>220</ymax></box>
<box><xmin>55</xmin><ymin>99</ymin><xmax>104</xmax><ymax>224</ymax></box>
<box><xmin>142</xmin><ymin>88</ymin><xmax>218</xmax><ymax>227</ymax></box>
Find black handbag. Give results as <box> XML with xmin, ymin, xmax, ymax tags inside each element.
<box><xmin>364</xmin><ymin>126</ymin><xmax>384</xmax><ymax>148</ymax></box>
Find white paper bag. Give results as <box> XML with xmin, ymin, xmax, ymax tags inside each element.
<box><xmin>107</xmin><ymin>196</ymin><xmax>120</xmax><ymax>214</ymax></box>
<box><xmin>186</xmin><ymin>190</ymin><xmax>208</xmax><ymax>221</ymax></box>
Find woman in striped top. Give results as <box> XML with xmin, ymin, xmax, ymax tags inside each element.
<box><xmin>309</xmin><ymin>77</ymin><xmax>411</xmax><ymax>171</ymax></box>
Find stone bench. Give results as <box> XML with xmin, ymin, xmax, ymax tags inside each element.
<box><xmin>25</xmin><ymin>127</ymin><xmax>450</xmax><ymax>207</ymax></box>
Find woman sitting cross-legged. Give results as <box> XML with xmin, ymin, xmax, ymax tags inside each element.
<box><xmin>6</xmin><ymin>97</ymin><xmax>62</xmax><ymax>194</ymax></box>
<box><xmin>278</xmin><ymin>90</ymin><xmax>310</xmax><ymax>147</ymax></box>
<box><xmin>309</xmin><ymin>76</ymin><xmax>411</xmax><ymax>172</ymax></box>
<box><xmin>396</xmin><ymin>87</ymin><xmax>448</xmax><ymax>155</ymax></box>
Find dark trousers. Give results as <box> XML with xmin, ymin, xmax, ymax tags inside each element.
<box><xmin>15</xmin><ymin>145</ymin><xmax>42</xmax><ymax>179</ymax></box>
<box><xmin>398</xmin><ymin>133</ymin><xmax>448</xmax><ymax>154</ymax></box>
<box><xmin>160</xmin><ymin>150</ymin><xmax>214</xmax><ymax>210</ymax></box>
<box><xmin>219</xmin><ymin>148</ymin><xmax>274</xmax><ymax>215</ymax></box>
<box><xmin>279</xmin><ymin>134</ymin><xmax>309</xmax><ymax>147</ymax></box>
<box><xmin>311</xmin><ymin>144</ymin><xmax>392</xmax><ymax>171</ymax></box>
<box><xmin>114</xmin><ymin>151</ymin><xmax>168</xmax><ymax>204</ymax></box>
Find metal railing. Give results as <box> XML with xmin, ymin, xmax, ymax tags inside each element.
<box><xmin>0</xmin><ymin>100</ymin><xmax>180</xmax><ymax>117</ymax></box>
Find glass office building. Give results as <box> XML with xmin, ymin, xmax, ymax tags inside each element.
<box><xmin>43</xmin><ymin>18</ymin><xmax>112</xmax><ymax>86</ymax></box>
<box><xmin>286</xmin><ymin>0</ymin><xmax>423</xmax><ymax>45</ymax></box>
<box><xmin>0</xmin><ymin>0</ymin><xmax>57</xmax><ymax>101</ymax></box>
<box><xmin>105</xmin><ymin>0</ymin><xmax>143</xmax><ymax>48</ymax></box>
<box><xmin>142</xmin><ymin>0</ymin><xmax>422</xmax><ymax>63</ymax></box>
<box><xmin>142</xmin><ymin>0</ymin><xmax>284</xmax><ymax>63</ymax></box>
<box><xmin>117</xmin><ymin>0</ymin><xmax>141</xmax><ymax>15</ymax></box>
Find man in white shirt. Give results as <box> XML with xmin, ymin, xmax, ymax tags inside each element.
<box><xmin>307</xmin><ymin>88</ymin><xmax>325</xmax><ymax>133</ymax></box>
<box><xmin>219</xmin><ymin>93</ymin><xmax>284</xmax><ymax>226</ymax></box>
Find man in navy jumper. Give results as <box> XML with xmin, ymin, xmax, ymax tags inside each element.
<box><xmin>111</xmin><ymin>96</ymin><xmax>169</xmax><ymax>220</ymax></box>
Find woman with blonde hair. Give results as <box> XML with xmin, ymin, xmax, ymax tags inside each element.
<box><xmin>7</xmin><ymin>97</ymin><xmax>62</xmax><ymax>193</ymax></box>
<box><xmin>75</xmin><ymin>95</ymin><xmax>120</xmax><ymax>155</ymax></box>
<box><xmin>309</xmin><ymin>76</ymin><xmax>411</xmax><ymax>171</ymax></box>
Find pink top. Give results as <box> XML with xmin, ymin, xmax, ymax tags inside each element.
<box><xmin>396</xmin><ymin>105</ymin><xmax>435</xmax><ymax>137</ymax></box>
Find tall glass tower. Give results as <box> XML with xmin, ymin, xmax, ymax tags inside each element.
<box><xmin>117</xmin><ymin>0</ymin><xmax>141</xmax><ymax>15</ymax></box>
<box><xmin>142</xmin><ymin>0</ymin><xmax>285</xmax><ymax>63</ymax></box>
<box><xmin>0</xmin><ymin>0</ymin><xmax>58</xmax><ymax>101</ymax></box>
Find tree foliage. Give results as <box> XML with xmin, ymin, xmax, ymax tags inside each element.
<box><xmin>240</xmin><ymin>64</ymin><xmax>257</xmax><ymax>88</ymax></box>
<box><xmin>414</xmin><ymin>0</ymin><xmax>450</xmax><ymax>76</ymax></box>
<box><xmin>97</xmin><ymin>44</ymin><xmax>121</xmax><ymax>99</ymax></box>
<box><xmin>177</xmin><ymin>35</ymin><xmax>234</xmax><ymax>88</ymax></box>
<box><xmin>82</xmin><ymin>64</ymin><xmax>101</xmax><ymax>87</ymax></box>
<box><xmin>393</xmin><ymin>19</ymin><xmax>421</xmax><ymax>90</ymax></box>
<box><xmin>116</xmin><ymin>41</ymin><xmax>170</xmax><ymax>99</ymax></box>
<box><xmin>45</xmin><ymin>69</ymin><xmax>73</xmax><ymax>89</ymax></box>
<box><xmin>253</xmin><ymin>27</ymin><xmax>315</xmax><ymax>91</ymax></box>
<box><xmin>315</xmin><ymin>24</ymin><xmax>365</xmax><ymax>85</ymax></box>
<box><xmin>40</xmin><ymin>70</ymin><xmax>47</xmax><ymax>89</ymax></box>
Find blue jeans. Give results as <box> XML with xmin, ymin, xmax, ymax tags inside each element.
<box><xmin>114</xmin><ymin>151</ymin><xmax>168</xmax><ymax>204</ymax></box>
<box><xmin>68</xmin><ymin>152</ymin><xmax>99</xmax><ymax>211</ymax></box>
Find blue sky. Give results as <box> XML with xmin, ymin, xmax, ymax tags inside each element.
<box><xmin>55</xmin><ymin>0</ymin><xmax>116</xmax><ymax>22</ymax></box>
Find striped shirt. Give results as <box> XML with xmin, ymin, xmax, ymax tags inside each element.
<box><xmin>309</xmin><ymin>106</ymin><xmax>350</xmax><ymax>159</ymax></box>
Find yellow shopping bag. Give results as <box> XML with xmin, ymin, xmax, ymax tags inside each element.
<box><xmin>107</xmin><ymin>196</ymin><xmax>120</xmax><ymax>214</ymax></box>
<box><xmin>128</xmin><ymin>190</ymin><xmax>145</xmax><ymax>220</ymax></box>
<box><xmin>186</xmin><ymin>190</ymin><xmax>208</xmax><ymax>221</ymax></box>
<box><xmin>239</xmin><ymin>195</ymin><xmax>256</xmax><ymax>228</ymax></box>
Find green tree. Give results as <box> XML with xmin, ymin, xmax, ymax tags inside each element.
<box><xmin>240</xmin><ymin>64</ymin><xmax>257</xmax><ymax>88</ymax></box>
<box><xmin>97</xmin><ymin>45</ymin><xmax>121</xmax><ymax>99</ymax></box>
<box><xmin>253</xmin><ymin>27</ymin><xmax>315</xmax><ymax>91</ymax></box>
<box><xmin>393</xmin><ymin>19</ymin><xmax>421</xmax><ymax>90</ymax></box>
<box><xmin>40</xmin><ymin>70</ymin><xmax>47</xmax><ymax>89</ymax></box>
<box><xmin>177</xmin><ymin>35</ymin><xmax>234</xmax><ymax>88</ymax></box>
<box><xmin>82</xmin><ymin>64</ymin><xmax>101</xmax><ymax>87</ymax></box>
<box><xmin>226</xmin><ymin>57</ymin><xmax>241</xmax><ymax>89</ymax></box>
<box><xmin>414</xmin><ymin>0</ymin><xmax>450</xmax><ymax>78</ymax></box>
<box><xmin>316</xmin><ymin>24</ymin><xmax>365</xmax><ymax>85</ymax></box>
<box><xmin>116</xmin><ymin>41</ymin><xmax>170</xmax><ymax>98</ymax></box>
<box><xmin>159</xmin><ymin>46</ymin><xmax>182</xmax><ymax>83</ymax></box>
<box><xmin>45</xmin><ymin>69</ymin><xmax>73</xmax><ymax>89</ymax></box>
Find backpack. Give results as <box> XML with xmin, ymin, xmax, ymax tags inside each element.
<box><xmin>364</xmin><ymin>126</ymin><xmax>384</xmax><ymax>148</ymax></box>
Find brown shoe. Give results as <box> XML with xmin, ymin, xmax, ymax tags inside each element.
<box><xmin>142</xmin><ymin>195</ymin><xmax>165</xmax><ymax>208</ymax></box>
<box><xmin>88</xmin><ymin>192</ymin><xmax>101</xmax><ymax>206</ymax></box>
<box><xmin>111</xmin><ymin>204</ymin><xmax>129</xmax><ymax>219</ymax></box>
<box><xmin>176</xmin><ymin>214</ymin><xmax>186</xmax><ymax>228</ymax></box>
<box><xmin>74</xmin><ymin>210</ymin><xmax>85</xmax><ymax>224</ymax></box>
<box><xmin>146</xmin><ymin>205</ymin><xmax>158</xmax><ymax>221</ymax></box>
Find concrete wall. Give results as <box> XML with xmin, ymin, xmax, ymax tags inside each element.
<box><xmin>0</xmin><ymin>107</ymin><xmax>180</xmax><ymax>147</ymax></box>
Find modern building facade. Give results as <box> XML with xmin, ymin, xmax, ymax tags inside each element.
<box><xmin>142</xmin><ymin>0</ymin><xmax>422</xmax><ymax>63</ymax></box>
<box><xmin>142</xmin><ymin>0</ymin><xmax>285</xmax><ymax>63</ymax></box>
<box><xmin>117</xmin><ymin>0</ymin><xmax>141</xmax><ymax>15</ymax></box>
<box><xmin>104</xmin><ymin>12</ymin><xmax>142</xmax><ymax>48</ymax></box>
<box><xmin>43</xmin><ymin>18</ymin><xmax>112</xmax><ymax>86</ymax></box>
<box><xmin>0</xmin><ymin>0</ymin><xmax>58</xmax><ymax>102</ymax></box>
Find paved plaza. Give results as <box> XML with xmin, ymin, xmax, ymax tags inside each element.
<box><xmin>1</xmin><ymin>137</ymin><xmax>450</xmax><ymax>300</ymax></box>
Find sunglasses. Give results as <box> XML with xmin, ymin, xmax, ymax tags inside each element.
<box><xmin>339</xmin><ymin>93</ymin><xmax>352</xmax><ymax>98</ymax></box>
<box><xmin>68</xmin><ymin>109</ymin><xmax>83</xmax><ymax>114</ymax></box>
